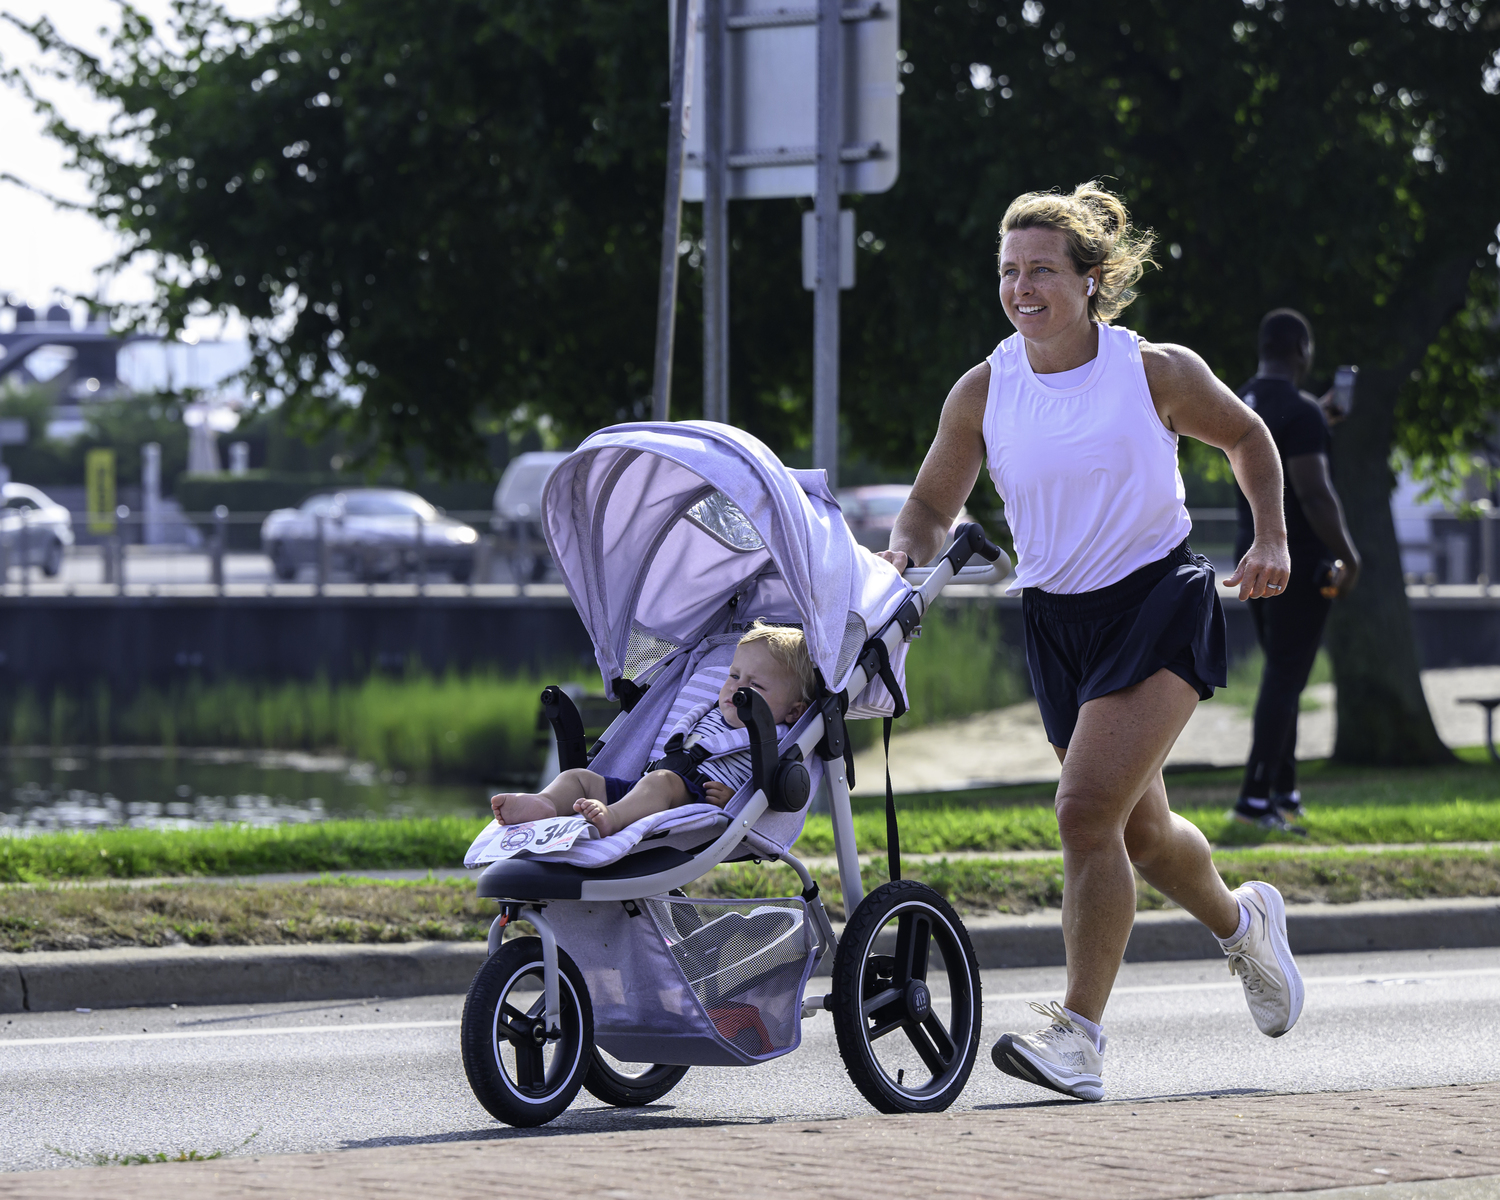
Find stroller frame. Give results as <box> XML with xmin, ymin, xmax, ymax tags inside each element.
<box><xmin>460</xmin><ymin>427</ymin><xmax>1007</xmax><ymax>1127</ymax></box>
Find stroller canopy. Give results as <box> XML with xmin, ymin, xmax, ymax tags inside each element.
<box><xmin>543</xmin><ymin>422</ymin><xmax>911</xmax><ymax>697</ymax></box>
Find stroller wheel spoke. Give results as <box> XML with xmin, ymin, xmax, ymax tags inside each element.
<box><xmin>860</xmin><ymin>986</ymin><xmax>903</xmax><ymax>1021</ymax></box>
<box><xmin>894</xmin><ymin>912</ymin><xmax>932</xmax><ymax>983</ymax></box>
<box><xmin>921</xmin><ymin>1013</ymin><xmax>958</xmax><ymax>1065</ymax></box>
<box><xmin>867</xmin><ymin>1012</ymin><xmax>908</xmax><ymax>1042</ymax></box>
<box><xmin>513</xmin><ymin>1039</ymin><xmax>547</xmax><ymax>1093</ymax></box>
<box><xmin>903</xmin><ymin>1021</ymin><xmax>950</xmax><ymax>1077</ymax></box>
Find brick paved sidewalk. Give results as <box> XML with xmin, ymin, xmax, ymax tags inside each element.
<box><xmin>3</xmin><ymin>1082</ymin><xmax>1497</xmax><ymax>1200</ymax></box>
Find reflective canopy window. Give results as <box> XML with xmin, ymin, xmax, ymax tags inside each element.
<box><xmin>686</xmin><ymin>491</ymin><xmax>764</xmax><ymax>552</ymax></box>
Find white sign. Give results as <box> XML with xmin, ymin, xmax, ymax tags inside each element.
<box><xmin>485</xmin><ymin>815</ymin><xmax>598</xmax><ymax>860</ymax></box>
<box><xmin>680</xmin><ymin>0</ymin><xmax>900</xmax><ymax>201</ymax></box>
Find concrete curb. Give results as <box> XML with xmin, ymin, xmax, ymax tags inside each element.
<box><xmin>3</xmin><ymin>897</ymin><xmax>1497</xmax><ymax>1013</ymax></box>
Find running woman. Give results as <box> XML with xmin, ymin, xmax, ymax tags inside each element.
<box><xmin>881</xmin><ymin>182</ymin><xmax>1304</xmax><ymax>1102</ymax></box>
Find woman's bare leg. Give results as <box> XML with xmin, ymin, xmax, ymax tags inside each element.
<box><xmin>575</xmin><ymin>769</ymin><xmax>691</xmax><ymax>837</ymax></box>
<box><xmin>1053</xmin><ymin>669</ymin><xmax>1235</xmax><ymax>1024</ymax></box>
<box><xmin>490</xmin><ymin>769</ymin><xmax>607</xmax><ymax>825</ymax></box>
<box><xmin>1125</xmin><ymin>772</ymin><xmax>1241</xmax><ymax>937</ymax></box>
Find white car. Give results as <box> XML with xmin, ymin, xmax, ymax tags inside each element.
<box><xmin>1</xmin><ymin>482</ymin><xmax>74</xmax><ymax>576</ymax></box>
<box><xmin>261</xmin><ymin>488</ymin><xmax>480</xmax><ymax>582</ymax></box>
<box><xmin>493</xmin><ymin>451</ymin><xmax>569</xmax><ymax>582</ymax></box>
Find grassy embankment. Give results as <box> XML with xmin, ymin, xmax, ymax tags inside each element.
<box><xmin>4</xmin><ymin>846</ymin><xmax>1497</xmax><ymax>952</ymax></box>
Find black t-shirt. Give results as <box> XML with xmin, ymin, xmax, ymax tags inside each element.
<box><xmin>1234</xmin><ymin>376</ymin><xmax>1331</xmax><ymax>556</ymax></box>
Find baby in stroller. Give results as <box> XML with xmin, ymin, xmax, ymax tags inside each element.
<box><xmin>489</xmin><ymin>621</ymin><xmax>814</xmax><ymax>838</ymax></box>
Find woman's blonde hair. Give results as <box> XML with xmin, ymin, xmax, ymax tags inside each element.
<box><xmin>738</xmin><ymin>620</ymin><xmax>817</xmax><ymax>703</ymax></box>
<box><xmin>998</xmin><ymin>181</ymin><xmax>1157</xmax><ymax>322</ymax></box>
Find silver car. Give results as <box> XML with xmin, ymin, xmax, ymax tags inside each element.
<box><xmin>492</xmin><ymin>451</ymin><xmax>569</xmax><ymax>582</ymax></box>
<box><xmin>261</xmin><ymin>488</ymin><xmax>479</xmax><ymax>582</ymax></box>
<box><xmin>0</xmin><ymin>483</ymin><xmax>74</xmax><ymax>576</ymax></box>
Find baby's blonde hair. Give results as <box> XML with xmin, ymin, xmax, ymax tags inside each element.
<box><xmin>738</xmin><ymin>621</ymin><xmax>817</xmax><ymax>703</ymax></box>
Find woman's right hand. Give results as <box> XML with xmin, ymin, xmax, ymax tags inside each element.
<box><xmin>876</xmin><ymin>549</ymin><xmax>909</xmax><ymax>573</ymax></box>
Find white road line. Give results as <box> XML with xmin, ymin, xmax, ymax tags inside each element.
<box><xmin>986</xmin><ymin>965</ymin><xmax>1500</xmax><ymax>1005</ymax></box>
<box><xmin>0</xmin><ymin>1019</ymin><xmax>460</xmax><ymax>1050</ymax></box>
<box><xmin>4</xmin><ymin>968</ymin><xmax>1497</xmax><ymax>1050</ymax></box>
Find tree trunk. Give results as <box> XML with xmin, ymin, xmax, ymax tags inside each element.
<box><xmin>1325</xmin><ymin>257</ymin><xmax>1476</xmax><ymax>766</ymax></box>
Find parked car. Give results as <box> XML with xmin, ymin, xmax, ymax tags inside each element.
<box><xmin>836</xmin><ymin>484</ymin><xmax>971</xmax><ymax>554</ymax></box>
<box><xmin>0</xmin><ymin>482</ymin><xmax>74</xmax><ymax>576</ymax></box>
<box><xmin>261</xmin><ymin>488</ymin><xmax>479</xmax><ymax>582</ymax></box>
<box><xmin>492</xmin><ymin>451</ymin><xmax>569</xmax><ymax>582</ymax></box>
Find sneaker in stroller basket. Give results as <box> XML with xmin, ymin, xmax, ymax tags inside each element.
<box><xmin>458</xmin><ymin>421</ymin><xmax>1011</xmax><ymax>1128</ymax></box>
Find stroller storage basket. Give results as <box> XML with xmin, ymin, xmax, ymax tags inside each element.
<box><xmin>546</xmin><ymin>896</ymin><xmax>817</xmax><ymax>1068</ymax></box>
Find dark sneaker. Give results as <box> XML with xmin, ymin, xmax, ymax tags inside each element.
<box><xmin>1271</xmin><ymin>790</ymin><xmax>1306</xmax><ymax>820</ymax></box>
<box><xmin>1230</xmin><ymin>801</ymin><xmax>1306</xmax><ymax>836</ymax></box>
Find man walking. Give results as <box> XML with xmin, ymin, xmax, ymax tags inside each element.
<box><xmin>1232</xmin><ymin>309</ymin><xmax>1361</xmax><ymax>830</ymax></box>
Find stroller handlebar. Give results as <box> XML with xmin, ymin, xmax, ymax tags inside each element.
<box><xmin>900</xmin><ymin>523</ymin><xmax>1012</xmax><ymax>590</ymax></box>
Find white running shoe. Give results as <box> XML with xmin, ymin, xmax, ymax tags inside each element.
<box><xmin>1223</xmin><ymin>880</ymin><xmax>1305</xmax><ymax>1037</ymax></box>
<box><xmin>991</xmin><ymin>1000</ymin><xmax>1105</xmax><ymax>1101</ymax></box>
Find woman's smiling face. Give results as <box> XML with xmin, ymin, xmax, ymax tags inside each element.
<box><xmin>998</xmin><ymin>227</ymin><xmax>1096</xmax><ymax>342</ymax></box>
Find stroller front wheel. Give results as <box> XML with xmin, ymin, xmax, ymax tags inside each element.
<box><xmin>583</xmin><ymin>1051</ymin><xmax>690</xmax><ymax>1107</ymax></box>
<box><xmin>830</xmin><ymin>880</ymin><xmax>982</xmax><ymax>1114</ymax></box>
<box><xmin>460</xmin><ymin>937</ymin><xmax>593</xmax><ymax>1127</ymax></box>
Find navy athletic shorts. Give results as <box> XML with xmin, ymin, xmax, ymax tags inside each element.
<box><xmin>1022</xmin><ymin>539</ymin><xmax>1228</xmax><ymax>749</ymax></box>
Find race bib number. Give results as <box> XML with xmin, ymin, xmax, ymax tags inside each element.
<box><xmin>488</xmin><ymin>815</ymin><xmax>597</xmax><ymax>859</ymax></box>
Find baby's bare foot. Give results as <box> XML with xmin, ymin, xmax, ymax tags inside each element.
<box><xmin>574</xmin><ymin>798</ymin><xmax>618</xmax><ymax>837</ymax></box>
<box><xmin>491</xmin><ymin>793</ymin><xmax>558</xmax><ymax>825</ymax></box>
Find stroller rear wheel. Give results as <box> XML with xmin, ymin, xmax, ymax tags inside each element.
<box><xmin>461</xmin><ymin>937</ymin><xmax>593</xmax><ymax>1127</ymax></box>
<box><xmin>583</xmin><ymin>1051</ymin><xmax>690</xmax><ymax>1107</ymax></box>
<box><xmin>830</xmin><ymin>880</ymin><xmax>982</xmax><ymax>1114</ymax></box>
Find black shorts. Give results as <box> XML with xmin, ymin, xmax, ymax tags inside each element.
<box><xmin>1022</xmin><ymin>540</ymin><xmax>1228</xmax><ymax>748</ymax></box>
<box><xmin>603</xmin><ymin>771</ymin><xmax>710</xmax><ymax>806</ymax></box>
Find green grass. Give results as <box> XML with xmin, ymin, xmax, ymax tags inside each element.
<box><xmin>5</xmin><ymin>758</ymin><xmax>1500</xmax><ymax>884</ymax></box>
<box><xmin>0</xmin><ymin>817</ymin><xmax>488</xmax><ymax>884</ymax></box>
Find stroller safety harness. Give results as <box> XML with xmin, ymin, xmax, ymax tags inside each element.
<box><xmin>458</xmin><ymin>422</ymin><xmax>1011</xmax><ymax>1127</ymax></box>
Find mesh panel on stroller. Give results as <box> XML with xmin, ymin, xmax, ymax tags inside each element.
<box><xmin>543</xmin><ymin>895</ymin><xmax>817</xmax><ymax>1067</ymax></box>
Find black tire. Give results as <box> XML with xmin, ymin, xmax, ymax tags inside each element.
<box><xmin>448</xmin><ymin>561</ymin><xmax>473</xmax><ymax>584</ymax></box>
<box><xmin>830</xmin><ymin>880</ymin><xmax>982</xmax><ymax>1114</ymax></box>
<box><xmin>41</xmin><ymin>538</ymin><xmax>63</xmax><ymax>577</ymax></box>
<box><xmin>270</xmin><ymin>543</ymin><xmax>297</xmax><ymax>581</ymax></box>
<box><xmin>582</xmin><ymin>1051</ymin><xmax>689</xmax><ymax>1107</ymax></box>
<box><xmin>460</xmin><ymin>938</ymin><xmax>593</xmax><ymax>1128</ymax></box>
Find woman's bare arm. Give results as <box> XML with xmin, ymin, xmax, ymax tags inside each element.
<box><xmin>1142</xmin><ymin>342</ymin><xmax>1290</xmax><ymax>601</ymax></box>
<box><xmin>880</xmin><ymin>362</ymin><xmax>991</xmax><ymax>571</ymax></box>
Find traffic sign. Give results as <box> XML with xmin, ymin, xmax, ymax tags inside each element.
<box><xmin>679</xmin><ymin>0</ymin><xmax>900</xmax><ymax>201</ymax></box>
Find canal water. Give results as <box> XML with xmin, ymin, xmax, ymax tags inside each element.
<box><xmin>1</xmin><ymin>748</ymin><xmax>498</xmax><ymax>834</ymax></box>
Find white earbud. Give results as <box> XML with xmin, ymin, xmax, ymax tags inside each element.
<box><xmin>1086</xmin><ymin>278</ymin><xmax>1096</xmax><ymax>296</ymax></box>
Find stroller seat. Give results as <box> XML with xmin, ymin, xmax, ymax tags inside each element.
<box><xmin>467</xmin><ymin>638</ymin><xmax>825</xmax><ymax>890</ymax></box>
<box><xmin>476</xmin><ymin>845</ymin><xmax>706</xmax><ymax>901</ymax></box>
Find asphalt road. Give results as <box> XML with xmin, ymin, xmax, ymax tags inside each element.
<box><xmin>3</xmin><ymin>947</ymin><xmax>1498</xmax><ymax>1173</ymax></box>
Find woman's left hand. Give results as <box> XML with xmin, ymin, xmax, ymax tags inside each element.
<box><xmin>1223</xmin><ymin>539</ymin><xmax>1292</xmax><ymax>601</ymax></box>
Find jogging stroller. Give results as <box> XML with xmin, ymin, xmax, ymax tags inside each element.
<box><xmin>460</xmin><ymin>422</ymin><xmax>1010</xmax><ymax>1127</ymax></box>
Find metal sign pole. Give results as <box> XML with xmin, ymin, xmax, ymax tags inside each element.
<box><xmin>702</xmin><ymin>0</ymin><xmax>730</xmax><ymax>424</ymax></box>
<box><xmin>812</xmin><ymin>0</ymin><xmax>843</xmax><ymax>487</ymax></box>
<box><xmin>651</xmin><ymin>0</ymin><xmax>697</xmax><ymax>422</ymax></box>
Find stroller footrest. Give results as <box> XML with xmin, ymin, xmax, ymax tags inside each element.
<box><xmin>477</xmin><ymin>846</ymin><xmax>701</xmax><ymax>901</ymax></box>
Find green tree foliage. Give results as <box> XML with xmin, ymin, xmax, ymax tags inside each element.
<box><xmin>6</xmin><ymin>0</ymin><xmax>672</xmax><ymax>476</ymax></box>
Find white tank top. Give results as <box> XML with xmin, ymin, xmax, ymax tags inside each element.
<box><xmin>984</xmin><ymin>323</ymin><xmax>1191</xmax><ymax>594</ymax></box>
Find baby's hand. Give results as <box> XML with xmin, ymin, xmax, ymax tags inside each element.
<box><xmin>701</xmin><ymin>780</ymin><xmax>733</xmax><ymax>807</ymax></box>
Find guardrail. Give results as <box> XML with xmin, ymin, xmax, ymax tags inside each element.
<box><xmin>4</xmin><ymin>506</ymin><xmax>1497</xmax><ymax>600</ymax></box>
<box><xmin>0</xmin><ymin>509</ymin><xmax>553</xmax><ymax>597</ymax></box>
